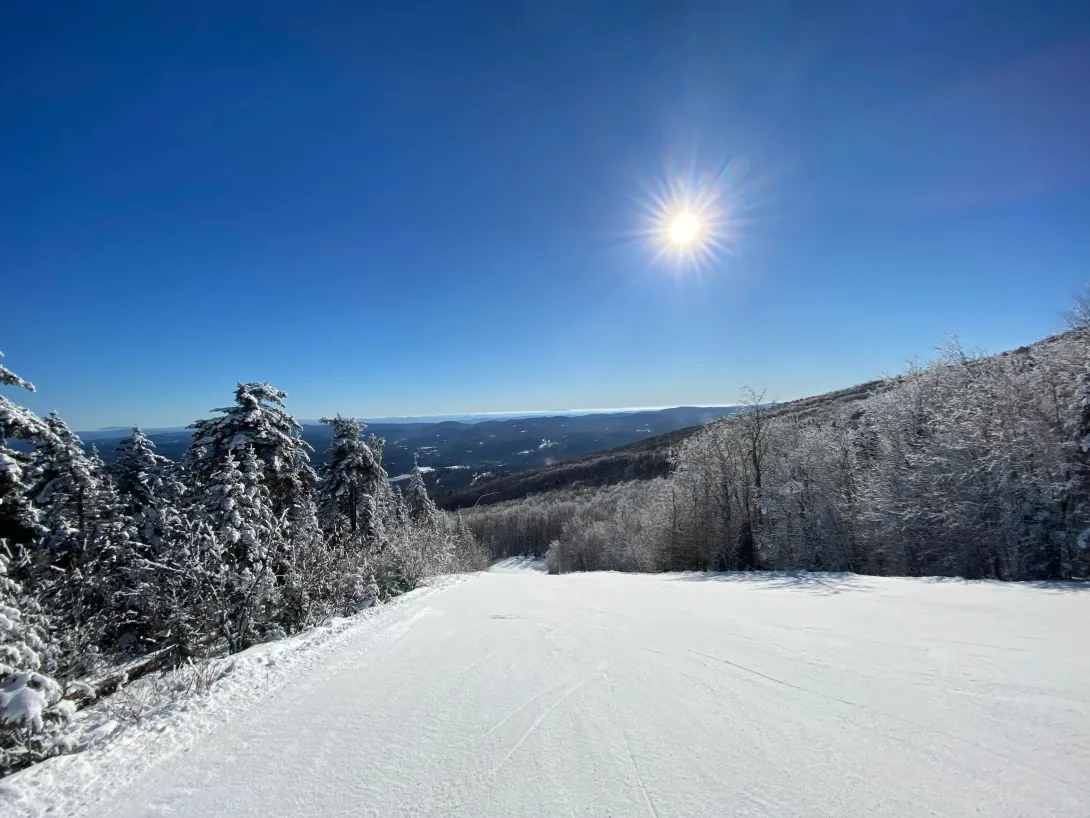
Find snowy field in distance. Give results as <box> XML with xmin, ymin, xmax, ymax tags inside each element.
<box><xmin>3</xmin><ymin>567</ymin><xmax>1088</xmax><ymax>817</ymax></box>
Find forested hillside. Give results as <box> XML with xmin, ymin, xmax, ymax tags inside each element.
<box><xmin>436</xmin><ymin>426</ymin><xmax>693</xmax><ymax>510</ymax></box>
<box><xmin>442</xmin><ymin>378</ymin><xmax>892</xmax><ymax>510</ymax></box>
<box><xmin>0</xmin><ymin>366</ymin><xmax>485</xmax><ymax>775</ymax></box>
<box><xmin>466</xmin><ymin>330</ymin><xmax>1090</xmax><ymax>582</ymax></box>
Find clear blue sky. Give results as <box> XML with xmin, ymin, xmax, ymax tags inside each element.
<box><xmin>4</xmin><ymin>1</ymin><xmax>1089</xmax><ymax>430</ymax></box>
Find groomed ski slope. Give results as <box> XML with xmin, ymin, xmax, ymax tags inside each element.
<box><xmin>6</xmin><ymin>561</ymin><xmax>1090</xmax><ymax>817</ymax></box>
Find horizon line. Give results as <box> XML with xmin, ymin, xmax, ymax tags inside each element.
<box><xmin>84</xmin><ymin>404</ymin><xmax>740</xmax><ymax>432</ymax></box>
<box><xmin>356</xmin><ymin>403</ymin><xmax>739</xmax><ymax>420</ymax></box>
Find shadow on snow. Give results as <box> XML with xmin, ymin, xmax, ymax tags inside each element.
<box><xmin>670</xmin><ymin>571</ymin><xmax>1090</xmax><ymax>594</ymax></box>
<box><xmin>668</xmin><ymin>571</ymin><xmax>869</xmax><ymax>596</ymax></box>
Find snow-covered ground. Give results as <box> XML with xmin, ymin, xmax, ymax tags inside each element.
<box><xmin>4</xmin><ymin>570</ymin><xmax>1089</xmax><ymax>817</ymax></box>
<box><xmin>489</xmin><ymin>556</ymin><xmax>547</xmax><ymax>573</ymax></box>
<box><xmin>389</xmin><ymin>466</ymin><xmax>436</xmax><ymax>482</ymax></box>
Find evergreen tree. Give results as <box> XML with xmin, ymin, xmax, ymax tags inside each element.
<box><xmin>0</xmin><ymin>543</ymin><xmax>72</xmax><ymax>774</ymax></box>
<box><xmin>405</xmin><ymin>461</ymin><xmax>436</xmax><ymax>522</ymax></box>
<box><xmin>0</xmin><ymin>358</ymin><xmax>33</xmax><ymax>394</ymax></box>
<box><xmin>0</xmin><ymin>353</ymin><xmax>56</xmax><ymax>546</ymax></box>
<box><xmin>111</xmin><ymin>426</ymin><xmax>185</xmax><ymax>551</ymax></box>
<box><xmin>86</xmin><ymin>448</ymin><xmax>155</xmax><ymax>656</ymax></box>
<box><xmin>30</xmin><ymin>438</ymin><xmax>138</xmax><ymax>675</ymax></box>
<box><xmin>152</xmin><ymin>517</ymin><xmax>221</xmax><ymax>666</ymax></box>
<box><xmin>30</xmin><ymin>413</ymin><xmax>98</xmax><ymax>550</ymax></box>
<box><xmin>278</xmin><ymin>489</ymin><xmax>336</xmax><ymax>633</ymax></box>
<box><xmin>186</xmin><ymin>382</ymin><xmax>316</xmax><ymax>523</ymax></box>
<box><xmin>197</xmin><ymin>448</ymin><xmax>282</xmax><ymax>651</ymax></box>
<box><xmin>384</xmin><ymin>484</ymin><xmax>409</xmax><ymax>530</ymax></box>
<box><xmin>318</xmin><ymin>415</ymin><xmax>386</xmax><ymax>547</ymax></box>
<box><xmin>21</xmin><ymin>417</ymin><xmax>108</xmax><ymax>674</ymax></box>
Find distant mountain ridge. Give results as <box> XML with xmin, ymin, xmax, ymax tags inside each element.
<box><xmin>298</xmin><ymin>406</ymin><xmax>735</xmax><ymax>425</ymax></box>
<box><xmin>75</xmin><ymin>406</ymin><xmax>739</xmax><ymax>494</ymax></box>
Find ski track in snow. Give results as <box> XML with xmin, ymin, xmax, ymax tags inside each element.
<box><xmin>4</xmin><ymin>563</ymin><xmax>1090</xmax><ymax>817</ymax></box>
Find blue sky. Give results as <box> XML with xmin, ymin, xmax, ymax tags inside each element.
<box><xmin>3</xmin><ymin>1</ymin><xmax>1089</xmax><ymax>430</ymax></box>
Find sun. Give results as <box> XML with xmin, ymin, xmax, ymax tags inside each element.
<box><xmin>629</xmin><ymin>156</ymin><xmax>754</xmax><ymax>273</ymax></box>
<box><xmin>668</xmin><ymin>211</ymin><xmax>701</xmax><ymax>246</ymax></box>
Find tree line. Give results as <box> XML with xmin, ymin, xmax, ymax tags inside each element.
<box><xmin>467</xmin><ymin>330</ymin><xmax>1090</xmax><ymax>582</ymax></box>
<box><xmin>0</xmin><ymin>364</ymin><xmax>485</xmax><ymax>774</ymax></box>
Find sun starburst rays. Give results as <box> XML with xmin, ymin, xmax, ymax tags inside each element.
<box><xmin>631</xmin><ymin>161</ymin><xmax>744</xmax><ymax>274</ymax></box>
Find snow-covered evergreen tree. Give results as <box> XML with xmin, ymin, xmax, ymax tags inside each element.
<box><xmin>28</xmin><ymin>438</ymin><xmax>138</xmax><ymax>675</ymax></box>
<box><xmin>197</xmin><ymin>448</ymin><xmax>283</xmax><ymax>652</ymax></box>
<box><xmin>17</xmin><ymin>418</ymin><xmax>112</xmax><ymax>674</ymax></box>
<box><xmin>381</xmin><ymin>484</ymin><xmax>408</xmax><ymax>532</ymax></box>
<box><xmin>101</xmin><ymin>428</ymin><xmax>189</xmax><ymax>655</ymax></box>
<box><xmin>111</xmin><ymin>426</ymin><xmax>185</xmax><ymax>551</ymax></box>
<box><xmin>318</xmin><ymin>415</ymin><xmax>386</xmax><ymax>548</ymax></box>
<box><xmin>405</xmin><ymin>461</ymin><xmax>436</xmax><ymax>522</ymax></box>
<box><xmin>30</xmin><ymin>413</ymin><xmax>98</xmax><ymax>550</ymax></box>
<box><xmin>0</xmin><ymin>359</ymin><xmax>33</xmax><ymax>394</ymax></box>
<box><xmin>85</xmin><ymin>448</ymin><xmax>158</xmax><ymax>656</ymax></box>
<box><xmin>0</xmin><ymin>353</ymin><xmax>56</xmax><ymax>547</ymax></box>
<box><xmin>152</xmin><ymin>517</ymin><xmax>221</xmax><ymax>666</ymax></box>
<box><xmin>0</xmin><ymin>544</ymin><xmax>73</xmax><ymax>775</ymax></box>
<box><xmin>186</xmin><ymin>383</ymin><xmax>316</xmax><ymax>526</ymax></box>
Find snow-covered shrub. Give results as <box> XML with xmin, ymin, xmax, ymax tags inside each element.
<box><xmin>97</xmin><ymin>658</ymin><xmax>228</xmax><ymax>727</ymax></box>
<box><xmin>544</xmin><ymin>540</ymin><xmax>562</xmax><ymax>574</ymax></box>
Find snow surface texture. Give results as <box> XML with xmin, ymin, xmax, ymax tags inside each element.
<box><xmin>5</xmin><ymin>568</ymin><xmax>1089</xmax><ymax>817</ymax></box>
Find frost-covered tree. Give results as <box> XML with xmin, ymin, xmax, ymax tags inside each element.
<box><xmin>148</xmin><ymin>517</ymin><xmax>223</xmax><ymax>666</ymax></box>
<box><xmin>186</xmin><ymin>382</ymin><xmax>316</xmax><ymax>524</ymax></box>
<box><xmin>277</xmin><ymin>511</ymin><xmax>325</xmax><ymax>631</ymax></box>
<box><xmin>390</xmin><ymin>461</ymin><xmax>447</xmax><ymax>582</ymax></box>
<box><xmin>0</xmin><ymin>353</ymin><xmax>57</xmax><ymax>547</ymax></box>
<box><xmin>111</xmin><ymin>426</ymin><xmax>185</xmax><ymax>551</ymax></box>
<box><xmin>30</xmin><ymin>413</ymin><xmax>98</xmax><ymax>550</ymax></box>
<box><xmin>83</xmin><ymin>447</ymin><xmax>160</xmax><ymax>657</ymax></box>
<box><xmin>0</xmin><ymin>358</ymin><xmax>33</xmax><ymax>395</ymax></box>
<box><xmin>102</xmin><ymin>428</ymin><xmax>188</xmax><ymax>656</ymax></box>
<box><xmin>1065</xmin><ymin>284</ymin><xmax>1090</xmax><ymax>330</ymax></box>
<box><xmin>197</xmin><ymin>448</ymin><xmax>283</xmax><ymax>652</ymax></box>
<box><xmin>0</xmin><ymin>544</ymin><xmax>73</xmax><ymax>775</ymax></box>
<box><xmin>28</xmin><ymin>437</ymin><xmax>139</xmax><ymax>675</ymax></box>
<box><xmin>19</xmin><ymin>417</ymin><xmax>115</xmax><ymax>674</ymax></box>
<box><xmin>1065</xmin><ymin>356</ymin><xmax>1090</xmax><ymax>576</ymax></box>
<box><xmin>374</xmin><ymin>480</ymin><xmax>405</xmax><ymax>540</ymax></box>
<box><xmin>451</xmin><ymin>511</ymin><xmax>488</xmax><ymax>571</ymax></box>
<box><xmin>404</xmin><ymin>461</ymin><xmax>436</xmax><ymax>522</ymax></box>
<box><xmin>318</xmin><ymin>415</ymin><xmax>386</xmax><ymax>547</ymax></box>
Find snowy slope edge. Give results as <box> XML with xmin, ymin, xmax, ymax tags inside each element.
<box><xmin>0</xmin><ymin>574</ymin><xmax>471</xmax><ymax>818</ymax></box>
